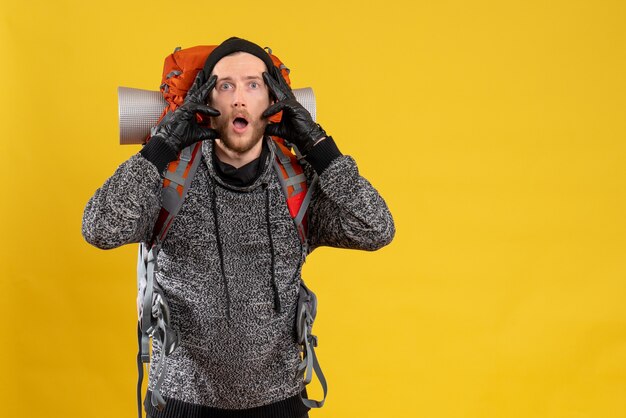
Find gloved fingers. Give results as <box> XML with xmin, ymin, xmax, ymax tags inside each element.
<box><xmin>264</xmin><ymin>123</ymin><xmax>286</xmax><ymax>138</ymax></box>
<box><xmin>195</xmin><ymin>127</ymin><xmax>219</xmax><ymax>141</ymax></box>
<box><xmin>194</xmin><ymin>104</ymin><xmax>221</xmax><ymax>118</ymax></box>
<box><xmin>186</xmin><ymin>72</ymin><xmax>205</xmax><ymax>101</ymax></box>
<box><xmin>187</xmin><ymin>74</ymin><xmax>217</xmax><ymax>104</ymax></box>
<box><xmin>265</xmin><ymin>99</ymin><xmax>311</xmax><ymax>124</ymax></box>
<box><xmin>272</xmin><ymin>65</ymin><xmax>296</xmax><ymax>100</ymax></box>
<box><xmin>198</xmin><ymin>74</ymin><xmax>218</xmax><ymax>103</ymax></box>
<box><xmin>262</xmin><ymin>101</ymin><xmax>286</xmax><ymax>119</ymax></box>
<box><xmin>263</xmin><ymin>71</ymin><xmax>290</xmax><ymax>102</ymax></box>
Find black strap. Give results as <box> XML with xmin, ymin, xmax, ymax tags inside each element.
<box><xmin>137</xmin><ymin>323</ymin><xmax>144</xmax><ymax>418</ymax></box>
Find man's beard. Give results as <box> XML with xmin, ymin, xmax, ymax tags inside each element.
<box><xmin>211</xmin><ymin>112</ymin><xmax>267</xmax><ymax>154</ymax></box>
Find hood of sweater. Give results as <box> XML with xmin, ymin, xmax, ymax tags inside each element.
<box><xmin>202</xmin><ymin>137</ymin><xmax>276</xmax><ymax>192</ymax></box>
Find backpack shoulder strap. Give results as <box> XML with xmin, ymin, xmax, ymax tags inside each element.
<box><xmin>270</xmin><ymin>139</ymin><xmax>327</xmax><ymax>408</ymax></box>
<box><xmin>270</xmin><ymin>139</ymin><xmax>318</xmax><ymax>248</ymax></box>
<box><xmin>149</xmin><ymin>142</ymin><xmax>204</xmax><ymax>247</ymax></box>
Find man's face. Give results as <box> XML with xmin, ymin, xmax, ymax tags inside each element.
<box><xmin>209</xmin><ymin>52</ymin><xmax>271</xmax><ymax>154</ymax></box>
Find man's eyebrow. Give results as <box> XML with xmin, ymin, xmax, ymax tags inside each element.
<box><xmin>216</xmin><ymin>75</ymin><xmax>263</xmax><ymax>81</ymax></box>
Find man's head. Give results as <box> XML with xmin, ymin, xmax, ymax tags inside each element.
<box><xmin>202</xmin><ymin>38</ymin><xmax>275</xmax><ymax>156</ymax></box>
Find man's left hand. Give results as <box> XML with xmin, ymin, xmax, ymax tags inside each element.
<box><xmin>262</xmin><ymin>67</ymin><xmax>326</xmax><ymax>156</ymax></box>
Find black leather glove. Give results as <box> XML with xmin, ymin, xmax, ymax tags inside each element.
<box><xmin>141</xmin><ymin>74</ymin><xmax>220</xmax><ymax>172</ymax></box>
<box><xmin>153</xmin><ymin>74</ymin><xmax>220</xmax><ymax>153</ymax></box>
<box><xmin>262</xmin><ymin>67</ymin><xmax>326</xmax><ymax>156</ymax></box>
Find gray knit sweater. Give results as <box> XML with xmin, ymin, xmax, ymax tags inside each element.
<box><xmin>82</xmin><ymin>138</ymin><xmax>394</xmax><ymax>415</ymax></box>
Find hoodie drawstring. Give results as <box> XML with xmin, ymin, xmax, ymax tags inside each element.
<box><xmin>211</xmin><ymin>182</ymin><xmax>231</xmax><ymax>319</ymax></box>
<box><xmin>264</xmin><ymin>184</ymin><xmax>281</xmax><ymax>313</ymax></box>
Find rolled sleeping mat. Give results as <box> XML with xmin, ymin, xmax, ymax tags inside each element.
<box><xmin>118</xmin><ymin>86</ymin><xmax>317</xmax><ymax>145</ymax></box>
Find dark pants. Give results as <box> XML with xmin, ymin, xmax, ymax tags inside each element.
<box><xmin>147</xmin><ymin>415</ymin><xmax>309</xmax><ymax>418</ymax></box>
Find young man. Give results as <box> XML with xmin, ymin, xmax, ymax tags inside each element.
<box><xmin>83</xmin><ymin>37</ymin><xmax>395</xmax><ymax>418</ymax></box>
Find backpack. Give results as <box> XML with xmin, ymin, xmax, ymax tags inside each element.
<box><xmin>135</xmin><ymin>45</ymin><xmax>327</xmax><ymax>418</ymax></box>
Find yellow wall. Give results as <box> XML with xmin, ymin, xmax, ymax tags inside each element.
<box><xmin>1</xmin><ymin>1</ymin><xmax>625</xmax><ymax>417</ymax></box>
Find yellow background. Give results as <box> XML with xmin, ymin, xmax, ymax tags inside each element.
<box><xmin>1</xmin><ymin>0</ymin><xmax>625</xmax><ymax>417</ymax></box>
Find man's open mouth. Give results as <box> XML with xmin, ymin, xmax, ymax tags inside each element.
<box><xmin>233</xmin><ymin>117</ymin><xmax>249</xmax><ymax>129</ymax></box>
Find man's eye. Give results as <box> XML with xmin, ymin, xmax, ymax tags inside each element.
<box><xmin>220</xmin><ymin>83</ymin><xmax>232</xmax><ymax>90</ymax></box>
<box><xmin>250</xmin><ymin>82</ymin><xmax>259</xmax><ymax>89</ymax></box>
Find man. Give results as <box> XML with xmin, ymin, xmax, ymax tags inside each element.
<box><xmin>83</xmin><ymin>37</ymin><xmax>395</xmax><ymax>418</ymax></box>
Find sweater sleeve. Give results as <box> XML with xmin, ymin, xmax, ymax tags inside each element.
<box><xmin>82</xmin><ymin>154</ymin><xmax>163</xmax><ymax>250</ymax></box>
<box><xmin>307</xmin><ymin>155</ymin><xmax>395</xmax><ymax>252</ymax></box>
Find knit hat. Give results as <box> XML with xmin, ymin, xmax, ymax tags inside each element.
<box><xmin>201</xmin><ymin>37</ymin><xmax>275</xmax><ymax>80</ymax></box>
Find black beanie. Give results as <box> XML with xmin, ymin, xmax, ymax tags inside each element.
<box><xmin>201</xmin><ymin>37</ymin><xmax>276</xmax><ymax>81</ymax></box>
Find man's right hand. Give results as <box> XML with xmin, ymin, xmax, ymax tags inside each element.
<box><xmin>152</xmin><ymin>73</ymin><xmax>221</xmax><ymax>154</ymax></box>
<box><xmin>141</xmin><ymin>73</ymin><xmax>220</xmax><ymax>172</ymax></box>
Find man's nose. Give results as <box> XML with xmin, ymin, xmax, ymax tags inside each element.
<box><xmin>232</xmin><ymin>88</ymin><xmax>246</xmax><ymax>108</ymax></box>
